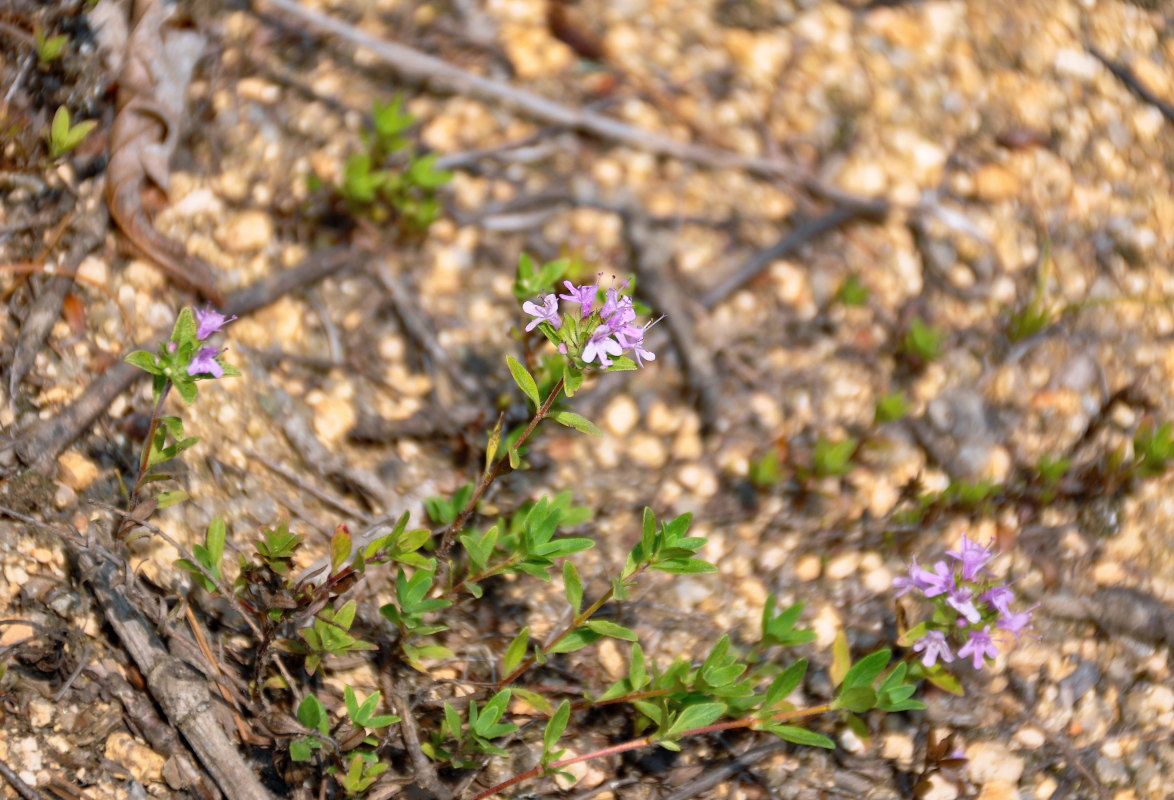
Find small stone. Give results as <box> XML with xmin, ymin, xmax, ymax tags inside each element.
<box><xmin>105</xmin><ymin>732</ymin><xmax>165</xmax><ymax>784</ymax></box>
<box><xmin>825</xmin><ymin>552</ymin><xmax>859</xmax><ymax>580</ymax></box>
<box><xmin>1014</xmin><ymin>725</ymin><xmax>1045</xmax><ymax>749</ymax></box>
<box><xmin>596</xmin><ymin>637</ymin><xmax>625</xmax><ymax>682</ymax></box>
<box><xmin>794</xmin><ymin>553</ymin><xmax>822</xmax><ymax>582</ymax></box>
<box><xmin>646</xmin><ymin>401</ymin><xmax>679</xmax><ymax>435</ymax></box>
<box><xmin>237</xmin><ymin>76</ymin><xmax>280</xmax><ymax>104</ymax></box>
<box><xmin>76</xmin><ymin>255</ymin><xmax>108</xmax><ymax>286</ymax></box>
<box><xmin>919</xmin><ymin>772</ymin><xmax>958</xmax><ymax>800</ymax></box>
<box><xmin>310</xmin><ymin>397</ymin><xmax>355</xmax><ymax>445</ymax></box>
<box><xmin>975</xmin><ymin>781</ymin><xmax>1020</xmax><ymax>800</ymax></box>
<box><xmin>676</xmin><ymin>464</ymin><xmax>717</xmax><ymax>497</ymax></box>
<box><xmin>839</xmin><ymin>727</ymin><xmax>865</xmax><ymax>753</ymax></box>
<box><xmin>882</xmin><ymin>732</ymin><xmax>914</xmax><ymax>765</ymax></box>
<box><xmin>965</xmin><ymin>741</ymin><xmax>1025</xmax><ymax>785</ymax></box>
<box><xmin>58</xmin><ymin>450</ymin><xmax>100</xmax><ymax>490</ymax></box>
<box><xmin>549</xmin><ymin>747</ymin><xmax>587</xmax><ymax>789</ymax></box>
<box><xmin>215</xmin><ymin>210</ymin><xmax>273</xmax><ymax>254</ymax></box>
<box><xmin>628</xmin><ymin>434</ymin><xmax>666</xmax><ymax>469</ymax></box>
<box><xmin>973</xmin><ymin>164</ymin><xmax>1019</xmax><ymax>201</ymax></box>
<box><xmin>28</xmin><ymin>698</ymin><xmax>53</xmax><ymax>728</ymax></box>
<box><xmin>604</xmin><ymin>395</ymin><xmax>639</xmax><ymax>438</ymax></box>
<box><xmin>0</xmin><ymin>622</ymin><xmax>35</xmax><ymax>648</ymax></box>
<box><xmin>54</xmin><ymin>483</ymin><xmax>78</xmax><ymax>509</ymax></box>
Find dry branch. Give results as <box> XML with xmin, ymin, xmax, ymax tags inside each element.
<box><xmin>11</xmin><ymin>247</ymin><xmax>354</xmax><ymax>471</ymax></box>
<box><xmin>77</xmin><ymin>549</ymin><xmax>275</xmax><ymax>800</ymax></box>
<box><xmin>259</xmin><ymin>0</ymin><xmax>888</xmax><ymax>209</ymax></box>
<box><xmin>8</xmin><ymin>206</ymin><xmax>108</xmax><ymax>396</ymax></box>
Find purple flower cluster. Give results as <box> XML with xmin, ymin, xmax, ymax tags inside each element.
<box><xmin>522</xmin><ymin>277</ymin><xmax>656</xmax><ymax>369</ymax></box>
<box><xmin>187</xmin><ymin>305</ymin><xmax>236</xmax><ymax>378</ymax></box>
<box><xmin>895</xmin><ymin>533</ymin><xmax>1037</xmax><ymax>670</ymax></box>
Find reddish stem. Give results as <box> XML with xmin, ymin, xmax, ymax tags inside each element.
<box><xmin>466</xmin><ymin>703</ymin><xmax>835</xmax><ymax>800</ymax></box>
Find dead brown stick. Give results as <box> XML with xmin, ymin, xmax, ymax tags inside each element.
<box><xmin>258</xmin><ymin>0</ymin><xmax>883</xmax><ymax>208</ymax></box>
<box><xmin>80</xmin><ymin>550</ymin><xmax>276</xmax><ymax>800</ymax></box>
<box><xmin>9</xmin><ymin>247</ymin><xmax>354</xmax><ymax>471</ymax></box>
<box><xmin>381</xmin><ymin>673</ymin><xmax>447</xmax><ymax>798</ymax></box>
<box><xmin>373</xmin><ymin>259</ymin><xmax>480</xmax><ymax>398</ymax></box>
<box><xmin>9</xmin><ymin>208</ymin><xmax>106</xmax><ymax>397</ymax></box>
<box><xmin>700</xmin><ymin>205</ymin><xmax>880</xmax><ymax>309</ymax></box>
<box><xmin>1088</xmin><ymin>45</ymin><xmax>1174</xmax><ymax>125</ymax></box>
<box><xmin>0</xmin><ymin>754</ymin><xmax>49</xmax><ymax>800</ymax></box>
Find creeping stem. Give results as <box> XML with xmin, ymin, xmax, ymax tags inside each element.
<box><xmin>466</xmin><ymin>703</ymin><xmax>835</xmax><ymax>800</ymax></box>
<box><xmin>435</xmin><ymin>377</ymin><xmax>565</xmax><ymax>574</ymax></box>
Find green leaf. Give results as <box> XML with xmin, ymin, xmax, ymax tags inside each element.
<box><xmin>546</xmin><ymin>627</ymin><xmax>603</xmax><ymax>654</ymax></box>
<box><xmin>297</xmin><ymin>695</ymin><xmax>329</xmax><ymax>736</ymax></box>
<box><xmin>834</xmin><ymin>273</ymin><xmax>869</xmax><ymax>306</ymax></box>
<box><xmin>508</xmin><ymin>447</ymin><xmax>520</xmax><ymax>469</ymax></box>
<box><xmin>485</xmin><ymin>414</ymin><xmax>504</xmax><ymax>476</ymax></box>
<box><xmin>841</xmin><ymin>649</ymin><xmax>891</xmax><ymax>690</ymax></box>
<box><xmin>289</xmin><ymin>739</ymin><xmax>313</xmax><ymax>762</ymax></box>
<box><xmin>344</xmin><ymin>685</ymin><xmax>361</xmax><ymax>720</ymax></box>
<box><xmin>629</xmin><ymin>642</ymin><xmax>647</xmax><ymax>690</ymax></box>
<box><xmin>443</xmin><ymin>703</ymin><xmax>462</xmax><ymax>741</ymax></box>
<box><xmin>563</xmin><ymin>363</ymin><xmax>584</xmax><ymax>397</ymax></box>
<box><xmin>837</xmin><ymin>686</ymin><xmax>878</xmax><ymax>713</ymax></box>
<box><xmin>764</xmin><ymin>724</ymin><xmax>834</xmax><ymax>749</ymax></box>
<box><xmin>205</xmin><ymin>518</ymin><xmax>226</xmax><ymax>571</ymax></box>
<box><xmin>172</xmin><ymin>378</ymin><xmax>198</xmax><ymax>405</ymax></box>
<box><xmin>585</xmin><ymin>619</ymin><xmax>638</xmax><ymax>642</ymax></box>
<box><xmin>897</xmin><ymin>621</ymin><xmax>928</xmax><ymax>648</ymax></box>
<box><xmin>330</xmin><ymin>525</ymin><xmax>351</xmax><ymax>572</ymax></box>
<box><xmin>171</xmin><ymin>307</ymin><xmax>197</xmax><ymax>345</ymax></box>
<box><xmin>830</xmin><ymin>631</ymin><xmax>851</xmax><ymax>687</ymax></box>
<box><xmin>125</xmin><ymin>350</ymin><xmax>162</xmax><ymax>375</ymax></box>
<box><xmin>664</xmin><ymin>703</ymin><xmax>726</xmax><ymax>739</ymax></box>
<box><xmin>652</xmin><ymin>558</ymin><xmax>717</xmax><ymax>575</ymax></box>
<box><xmin>156</xmin><ymin>490</ymin><xmax>189</xmax><ymax>509</ymax></box>
<box><xmin>512</xmin><ymin>687</ymin><xmax>554</xmax><ymax>714</ymax></box>
<box><xmin>563</xmin><ymin>561</ymin><xmax>583</xmax><ymax>614</ymax></box>
<box><xmin>762</xmin><ymin>658</ymin><xmax>807</xmax><ymax>711</ymax></box>
<box><xmin>503</xmin><ymin>627</ymin><xmax>529</xmax><ymax>675</ymax></box>
<box><xmin>544</xmin><ymin>700</ymin><xmax>570</xmax><ymax>754</ymax></box>
<box><xmin>506</xmin><ymin>354</ymin><xmax>541</xmax><ymax>409</ymax></box>
<box><xmin>550</xmin><ymin>410</ymin><xmax>601</xmax><ymax>436</ymax></box>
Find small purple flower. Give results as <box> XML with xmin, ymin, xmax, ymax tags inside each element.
<box><xmin>980</xmin><ymin>585</ymin><xmax>1015</xmax><ymax>617</ymax></box>
<box><xmin>194</xmin><ymin>305</ymin><xmax>237</xmax><ymax>340</ymax></box>
<box><xmin>600</xmin><ymin>284</ymin><xmax>635</xmax><ymax>326</ymax></box>
<box><xmin>893</xmin><ymin>560</ymin><xmax>922</xmax><ymax>597</ymax></box>
<box><xmin>912</xmin><ymin>560</ymin><xmax>954</xmax><ymax>598</ymax></box>
<box><xmin>559</xmin><ymin>280</ymin><xmax>597</xmax><ymax>318</ymax></box>
<box><xmin>946</xmin><ymin>583</ymin><xmax>982</xmax><ymax>624</ymax></box>
<box><xmin>946</xmin><ymin>533</ymin><xmax>994</xmax><ymax>581</ymax></box>
<box><xmin>999</xmin><ymin>603</ymin><xmax>1038</xmax><ymax>640</ymax></box>
<box><xmin>912</xmin><ymin>630</ymin><xmax>954</xmax><ymax>668</ymax></box>
<box><xmin>188</xmin><ymin>346</ymin><xmax>226</xmax><ymax>378</ymax></box>
<box><xmin>582</xmin><ymin>329</ymin><xmax>622</xmax><ymax>368</ymax></box>
<box><xmin>957</xmin><ymin>625</ymin><xmax>999</xmax><ymax>669</ymax></box>
<box><xmin>631</xmin><ymin>339</ymin><xmax>656</xmax><ymax>367</ymax></box>
<box><xmin>522</xmin><ymin>294</ymin><xmax>562</xmax><ymax>332</ymax></box>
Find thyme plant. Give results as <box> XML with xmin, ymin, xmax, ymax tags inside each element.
<box><xmin>122</xmin><ymin>260</ymin><xmax>1052</xmax><ymax>799</ymax></box>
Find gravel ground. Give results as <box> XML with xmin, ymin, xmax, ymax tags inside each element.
<box><xmin>1</xmin><ymin>1</ymin><xmax>1173</xmax><ymax>799</ymax></box>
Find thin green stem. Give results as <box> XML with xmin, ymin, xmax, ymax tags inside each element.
<box><xmin>497</xmin><ymin>562</ymin><xmax>650</xmax><ymax>689</ymax></box>
<box><xmin>465</xmin><ymin>703</ymin><xmax>835</xmax><ymax>800</ymax></box>
<box><xmin>117</xmin><ymin>382</ymin><xmax>172</xmax><ymax>539</ymax></box>
<box><xmin>436</xmin><ymin>377</ymin><xmax>565</xmax><ymax>574</ymax></box>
